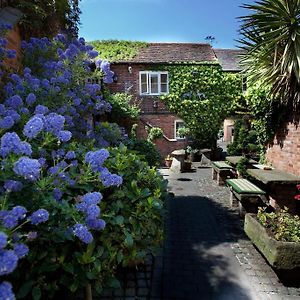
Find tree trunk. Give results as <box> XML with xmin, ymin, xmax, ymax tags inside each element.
<box><xmin>85</xmin><ymin>284</ymin><xmax>92</xmax><ymax>300</ymax></box>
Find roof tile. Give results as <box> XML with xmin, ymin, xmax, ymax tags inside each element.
<box><xmin>115</xmin><ymin>43</ymin><xmax>217</xmax><ymax>64</ymax></box>
<box><xmin>213</xmin><ymin>49</ymin><xmax>244</xmax><ymax>71</ymax></box>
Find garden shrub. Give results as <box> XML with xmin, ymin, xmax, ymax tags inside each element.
<box><xmin>102</xmin><ymin>145</ymin><xmax>167</xmax><ymax>267</ymax></box>
<box><xmin>107</xmin><ymin>93</ymin><xmax>140</xmax><ymax>121</ymax></box>
<box><xmin>127</xmin><ymin>139</ymin><xmax>162</xmax><ymax>167</ymax></box>
<box><xmin>227</xmin><ymin>118</ymin><xmax>259</xmax><ymax>157</ymax></box>
<box><xmin>0</xmin><ymin>26</ymin><xmax>166</xmax><ymax>299</ymax></box>
<box><xmin>146</xmin><ymin>126</ymin><xmax>163</xmax><ymax>143</ymax></box>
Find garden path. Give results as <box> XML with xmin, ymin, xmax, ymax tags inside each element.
<box><xmin>149</xmin><ymin>164</ymin><xmax>300</xmax><ymax>300</ymax></box>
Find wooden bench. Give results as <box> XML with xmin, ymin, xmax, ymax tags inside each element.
<box><xmin>211</xmin><ymin>161</ymin><xmax>234</xmax><ymax>186</ymax></box>
<box><xmin>226</xmin><ymin>178</ymin><xmax>267</xmax><ymax>217</ymax></box>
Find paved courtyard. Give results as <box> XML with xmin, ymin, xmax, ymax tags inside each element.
<box><xmin>150</xmin><ymin>163</ymin><xmax>300</xmax><ymax>300</ymax></box>
<box><xmin>99</xmin><ymin>163</ymin><xmax>300</xmax><ymax>299</ymax></box>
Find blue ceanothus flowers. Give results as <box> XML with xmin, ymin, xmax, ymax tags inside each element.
<box><xmin>0</xmin><ymin>22</ymin><xmax>124</xmax><ymax>299</ymax></box>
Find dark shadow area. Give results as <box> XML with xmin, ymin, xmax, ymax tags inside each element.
<box><xmin>181</xmin><ymin>168</ymin><xmax>197</xmax><ymax>173</ymax></box>
<box><xmin>275</xmin><ymin>268</ymin><xmax>300</xmax><ymax>287</ymax></box>
<box><xmin>160</xmin><ymin>195</ymin><xmax>253</xmax><ymax>299</ymax></box>
<box><xmin>177</xmin><ymin>178</ymin><xmax>193</xmax><ymax>182</ymax></box>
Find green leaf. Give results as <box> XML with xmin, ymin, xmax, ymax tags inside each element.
<box><xmin>124</xmin><ymin>232</ymin><xmax>134</xmax><ymax>247</ymax></box>
<box><xmin>32</xmin><ymin>286</ymin><xmax>42</xmax><ymax>300</ymax></box>
<box><xmin>115</xmin><ymin>215</ymin><xmax>124</xmax><ymax>225</ymax></box>
<box><xmin>17</xmin><ymin>281</ymin><xmax>35</xmax><ymax>298</ymax></box>
<box><xmin>117</xmin><ymin>250</ymin><xmax>124</xmax><ymax>264</ymax></box>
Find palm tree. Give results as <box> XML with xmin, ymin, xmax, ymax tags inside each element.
<box><xmin>239</xmin><ymin>0</ymin><xmax>300</xmax><ymax>109</ymax></box>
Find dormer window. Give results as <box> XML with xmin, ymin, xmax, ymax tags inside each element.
<box><xmin>139</xmin><ymin>71</ymin><xmax>169</xmax><ymax>95</ymax></box>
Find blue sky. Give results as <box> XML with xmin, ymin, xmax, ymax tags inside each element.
<box><xmin>79</xmin><ymin>0</ymin><xmax>255</xmax><ymax>49</ymax></box>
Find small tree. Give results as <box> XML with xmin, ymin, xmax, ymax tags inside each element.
<box><xmin>239</xmin><ymin>0</ymin><xmax>300</xmax><ymax>110</ymax></box>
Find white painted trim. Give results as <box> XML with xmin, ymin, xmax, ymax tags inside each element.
<box><xmin>139</xmin><ymin>71</ymin><xmax>169</xmax><ymax>96</ymax></box>
<box><xmin>174</xmin><ymin>119</ymin><xmax>186</xmax><ymax>140</ymax></box>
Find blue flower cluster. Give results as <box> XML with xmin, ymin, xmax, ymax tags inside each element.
<box><xmin>13</xmin><ymin>157</ymin><xmax>41</xmax><ymax>181</ymax></box>
<box><xmin>0</xmin><ymin>281</ymin><xmax>14</xmax><ymax>300</ymax></box>
<box><xmin>0</xmin><ymin>204</ymin><xmax>49</xmax><ymax>297</ymax></box>
<box><xmin>0</xmin><ymin>132</ymin><xmax>32</xmax><ymax>157</ymax></box>
<box><xmin>74</xmin><ymin>192</ymin><xmax>106</xmax><ymax>243</ymax></box>
<box><xmin>0</xmin><ymin>30</ymin><xmax>126</xmax><ymax>297</ymax></box>
<box><xmin>85</xmin><ymin>149</ymin><xmax>109</xmax><ymax>171</ymax></box>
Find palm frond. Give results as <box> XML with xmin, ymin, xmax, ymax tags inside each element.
<box><xmin>239</xmin><ymin>0</ymin><xmax>300</xmax><ymax>108</ymax></box>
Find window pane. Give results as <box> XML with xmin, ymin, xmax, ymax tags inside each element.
<box><xmin>161</xmin><ymin>84</ymin><xmax>168</xmax><ymax>93</ymax></box>
<box><xmin>150</xmin><ymin>74</ymin><xmax>158</xmax><ymax>94</ymax></box>
<box><xmin>140</xmin><ymin>73</ymin><xmax>148</xmax><ymax>93</ymax></box>
<box><xmin>175</xmin><ymin>122</ymin><xmax>185</xmax><ymax>139</ymax></box>
<box><xmin>161</xmin><ymin>73</ymin><xmax>168</xmax><ymax>84</ymax></box>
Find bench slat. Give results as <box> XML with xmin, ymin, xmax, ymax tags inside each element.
<box><xmin>212</xmin><ymin>161</ymin><xmax>233</xmax><ymax>169</ymax></box>
<box><xmin>226</xmin><ymin>179</ymin><xmax>265</xmax><ymax>195</ymax></box>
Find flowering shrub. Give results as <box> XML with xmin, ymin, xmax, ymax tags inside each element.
<box><xmin>0</xmin><ymin>23</ymin><xmax>166</xmax><ymax>299</ymax></box>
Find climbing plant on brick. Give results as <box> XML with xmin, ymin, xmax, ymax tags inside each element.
<box><xmin>161</xmin><ymin>65</ymin><xmax>243</xmax><ymax>148</ymax></box>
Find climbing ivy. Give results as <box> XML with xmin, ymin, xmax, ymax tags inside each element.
<box><xmin>161</xmin><ymin>65</ymin><xmax>243</xmax><ymax>148</ymax></box>
<box><xmin>89</xmin><ymin>40</ymin><xmax>147</xmax><ymax>62</ymax></box>
<box><xmin>245</xmin><ymin>84</ymin><xmax>275</xmax><ymax>160</ymax></box>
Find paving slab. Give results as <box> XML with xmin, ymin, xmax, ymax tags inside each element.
<box><xmin>154</xmin><ymin>164</ymin><xmax>300</xmax><ymax>300</ymax></box>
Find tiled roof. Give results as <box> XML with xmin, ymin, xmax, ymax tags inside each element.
<box><xmin>213</xmin><ymin>49</ymin><xmax>244</xmax><ymax>71</ymax></box>
<box><xmin>116</xmin><ymin>43</ymin><xmax>217</xmax><ymax>64</ymax></box>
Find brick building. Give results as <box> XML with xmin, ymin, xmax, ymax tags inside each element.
<box><xmin>109</xmin><ymin>43</ymin><xmax>242</xmax><ymax>158</ymax></box>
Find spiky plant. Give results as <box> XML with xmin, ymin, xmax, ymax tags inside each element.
<box><xmin>239</xmin><ymin>0</ymin><xmax>300</xmax><ymax>109</ymax></box>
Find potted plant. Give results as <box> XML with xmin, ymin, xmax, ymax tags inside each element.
<box><xmin>244</xmin><ymin>206</ymin><xmax>300</xmax><ymax>269</ymax></box>
<box><xmin>185</xmin><ymin>146</ymin><xmax>199</xmax><ymax>162</ymax></box>
<box><xmin>164</xmin><ymin>155</ymin><xmax>173</xmax><ymax>168</ymax></box>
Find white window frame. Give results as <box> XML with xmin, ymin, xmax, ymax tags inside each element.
<box><xmin>139</xmin><ymin>71</ymin><xmax>169</xmax><ymax>96</ymax></box>
<box><xmin>174</xmin><ymin>120</ymin><xmax>186</xmax><ymax>140</ymax></box>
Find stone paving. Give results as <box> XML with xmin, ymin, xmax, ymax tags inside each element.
<box><xmin>99</xmin><ymin>163</ymin><xmax>300</xmax><ymax>299</ymax></box>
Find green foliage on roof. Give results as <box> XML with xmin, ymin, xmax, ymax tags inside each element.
<box><xmin>89</xmin><ymin>40</ymin><xmax>147</xmax><ymax>62</ymax></box>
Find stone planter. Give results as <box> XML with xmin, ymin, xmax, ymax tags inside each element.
<box><xmin>244</xmin><ymin>214</ymin><xmax>300</xmax><ymax>269</ymax></box>
<box><xmin>182</xmin><ymin>161</ymin><xmax>192</xmax><ymax>172</ymax></box>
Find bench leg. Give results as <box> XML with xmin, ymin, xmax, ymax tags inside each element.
<box><xmin>212</xmin><ymin>168</ymin><xmax>217</xmax><ymax>180</ymax></box>
<box><xmin>230</xmin><ymin>191</ymin><xmax>239</xmax><ymax>208</ymax></box>
<box><xmin>238</xmin><ymin>202</ymin><xmax>246</xmax><ymax>218</ymax></box>
<box><xmin>217</xmin><ymin>173</ymin><xmax>226</xmax><ymax>186</ymax></box>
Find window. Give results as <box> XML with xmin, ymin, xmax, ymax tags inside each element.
<box><xmin>175</xmin><ymin>120</ymin><xmax>186</xmax><ymax>140</ymax></box>
<box><xmin>139</xmin><ymin>71</ymin><xmax>169</xmax><ymax>95</ymax></box>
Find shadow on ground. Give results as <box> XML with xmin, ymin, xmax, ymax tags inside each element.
<box><xmin>156</xmin><ymin>194</ymin><xmax>254</xmax><ymax>300</ymax></box>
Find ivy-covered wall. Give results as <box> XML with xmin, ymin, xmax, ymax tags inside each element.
<box><xmin>161</xmin><ymin>64</ymin><xmax>243</xmax><ymax>148</ymax></box>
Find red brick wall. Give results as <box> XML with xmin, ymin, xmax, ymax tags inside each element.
<box><xmin>3</xmin><ymin>25</ymin><xmax>22</xmax><ymax>71</ymax></box>
<box><xmin>266</xmin><ymin>117</ymin><xmax>300</xmax><ymax>177</ymax></box>
<box><xmin>138</xmin><ymin>114</ymin><xmax>188</xmax><ymax>158</ymax></box>
<box><xmin>110</xmin><ymin>64</ymin><xmax>169</xmax><ymax>113</ymax></box>
<box><xmin>110</xmin><ymin>64</ymin><xmax>188</xmax><ymax>157</ymax></box>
